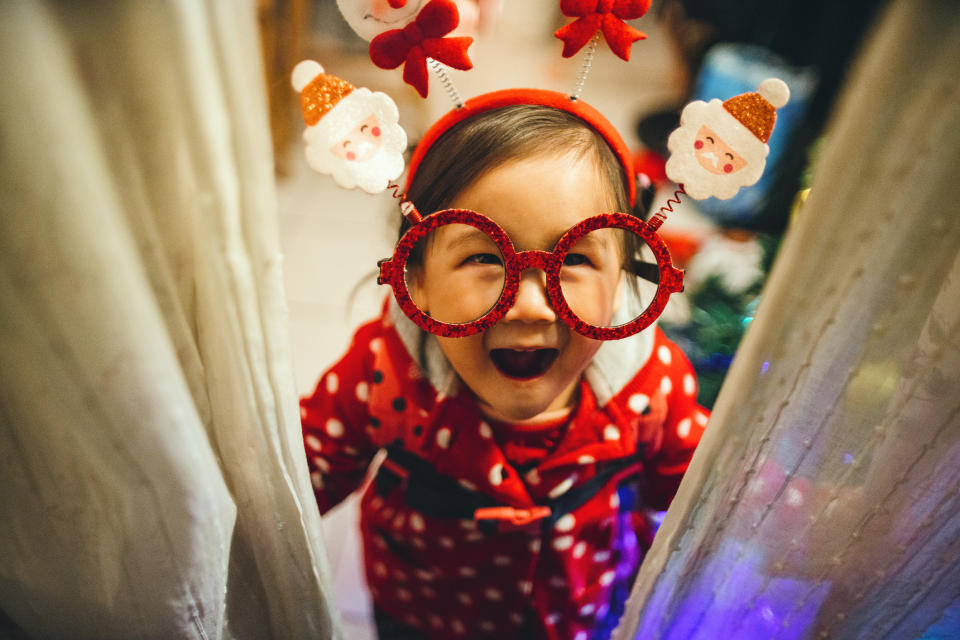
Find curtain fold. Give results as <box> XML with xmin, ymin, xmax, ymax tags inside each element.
<box><xmin>0</xmin><ymin>2</ymin><xmax>338</xmax><ymax>638</ymax></box>
<box><xmin>615</xmin><ymin>1</ymin><xmax>960</xmax><ymax>639</ymax></box>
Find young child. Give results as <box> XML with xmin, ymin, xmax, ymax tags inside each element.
<box><xmin>301</xmin><ymin>94</ymin><xmax>709</xmax><ymax>640</ymax></box>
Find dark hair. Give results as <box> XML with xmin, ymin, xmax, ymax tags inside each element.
<box><xmin>401</xmin><ymin>104</ymin><xmax>631</xmax><ymax>240</ymax></box>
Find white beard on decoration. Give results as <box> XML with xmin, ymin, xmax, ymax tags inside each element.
<box><xmin>665</xmin><ymin>100</ymin><xmax>768</xmax><ymax>201</ymax></box>
<box><xmin>303</xmin><ymin>88</ymin><xmax>407</xmax><ymax>194</ymax></box>
<box><xmin>336</xmin><ymin>0</ymin><xmax>431</xmax><ymax>41</ymax></box>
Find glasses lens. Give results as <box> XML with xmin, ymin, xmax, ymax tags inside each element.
<box><xmin>403</xmin><ymin>223</ymin><xmax>506</xmax><ymax>325</ymax></box>
<box><xmin>560</xmin><ymin>226</ymin><xmax>661</xmax><ymax>329</ymax></box>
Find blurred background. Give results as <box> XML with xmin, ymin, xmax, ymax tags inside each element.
<box><xmin>265</xmin><ymin>1</ymin><xmax>887</xmax><ymax>636</ymax></box>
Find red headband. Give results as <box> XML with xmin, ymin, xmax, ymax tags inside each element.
<box><xmin>405</xmin><ymin>88</ymin><xmax>637</xmax><ymax>207</ymax></box>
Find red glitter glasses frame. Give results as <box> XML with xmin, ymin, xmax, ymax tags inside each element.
<box><xmin>377</xmin><ymin>208</ymin><xmax>684</xmax><ymax>340</ymax></box>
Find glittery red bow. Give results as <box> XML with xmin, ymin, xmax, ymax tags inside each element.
<box><xmin>369</xmin><ymin>0</ymin><xmax>474</xmax><ymax>98</ymax></box>
<box><xmin>554</xmin><ymin>0</ymin><xmax>651</xmax><ymax>61</ymax></box>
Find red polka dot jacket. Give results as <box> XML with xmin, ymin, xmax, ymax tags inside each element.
<box><xmin>301</xmin><ymin>306</ymin><xmax>708</xmax><ymax>640</ymax></box>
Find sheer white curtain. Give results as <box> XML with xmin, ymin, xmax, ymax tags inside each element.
<box><xmin>616</xmin><ymin>1</ymin><xmax>960</xmax><ymax>639</ymax></box>
<box><xmin>0</xmin><ymin>2</ymin><xmax>338</xmax><ymax>639</ymax></box>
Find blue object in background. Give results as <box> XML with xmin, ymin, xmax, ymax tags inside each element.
<box><xmin>690</xmin><ymin>43</ymin><xmax>818</xmax><ymax>226</ymax></box>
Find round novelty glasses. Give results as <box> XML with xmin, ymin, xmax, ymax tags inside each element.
<box><xmin>377</xmin><ymin>208</ymin><xmax>684</xmax><ymax>340</ymax></box>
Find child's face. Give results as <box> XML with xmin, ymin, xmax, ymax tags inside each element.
<box><xmin>410</xmin><ymin>152</ymin><xmax>619</xmax><ymax>421</ymax></box>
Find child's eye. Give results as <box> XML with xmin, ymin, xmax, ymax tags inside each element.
<box><xmin>563</xmin><ymin>253</ymin><xmax>591</xmax><ymax>267</ymax></box>
<box><xmin>464</xmin><ymin>253</ymin><xmax>503</xmax><ymax>266</ymax></box>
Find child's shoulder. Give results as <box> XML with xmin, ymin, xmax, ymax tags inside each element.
<box><xmin>609</xmin><ymin>327</ymin><xmax>699</xmax><ymax>408</ymax></box>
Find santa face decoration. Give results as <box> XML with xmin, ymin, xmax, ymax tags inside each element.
<box><xmin>337</xmin><ymin>0</ymin><xmax>430</xmax><ymax>41</ymax></box>
<box><xmin>666</xmin><ymin>78</ymin><xmax>790</xmax><ymax>201</ymax></box>
<box><xmin>292</xmin><ymin>60</ymin><xmax>407</xmax><ymax>194</ymax></box>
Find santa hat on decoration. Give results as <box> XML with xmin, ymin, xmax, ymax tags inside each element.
<box><xmin>702</xmin><ymin>78</ymin><xmax>791</xmax><ymax>160</ymax></box>
<box><xmin>291</xmin><ymin>60</ymin><xmax>371</xmax><ymax>144</ymax></box>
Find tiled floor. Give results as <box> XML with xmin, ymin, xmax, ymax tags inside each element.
<box><xmin>277</xmin><ymin>4</ymin><xmax>682</xmax><ymax>635</ymax></box>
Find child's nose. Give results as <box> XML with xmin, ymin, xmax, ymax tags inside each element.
<box><xmin>503</xmin><ymin>269</ymin><xmax>557</xmax><ymax>324</ymax></box>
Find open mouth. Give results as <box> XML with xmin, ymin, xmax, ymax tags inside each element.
<box><xmin>489</xmin><ymin>348</ymin><xmax>559</xmax><ymax>380</ymax></box>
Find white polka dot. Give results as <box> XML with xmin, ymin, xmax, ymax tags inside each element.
<box><xmin>677</xmin><ymin>417</ymin><xmax>692</xmax><ymax>439</ymax></box>
<box><xmin>396</xmin><ymin>587</ymin><xmax>412</xmax><ymax>601</ymax></box>
<box><xmin>457</xmin><ymin>592</ymin><xmax>473</xmax><ymax>605</ymax></box>
<box><xmin>428</xmin><ymin>615</ymin><xmax>444</xmax><ymax>629</ymax></box>
<box><xmin>394</xmin><ymin>569</ymin><xmax>408</xmax><ymax>581</ymax></box>
<box><xmin>404</xmin><ymin>614</ymin><xmax>420</xmax><ymax>627</ymax></box>
<box><xmin>370</xmin><ymin>338</ymin><xmax>384</xmax><ymax>353</ymax></box>
<box><xmin>344</xmin><ymin>446</ymin><xmax>358</xmax><ymax>456</ymax></box>
<box><xmin>374</xmin><ymin>562</ymin><xmax>387</xmax><ymax>577</ymax></box>
<box><xmin>494</xmin><ymin>555</ymin><xmax>512</xmax><ymax>566</ymax></box>
<box><xmin>310</xmin><ymin>471</ymin><xmax>323</xmax><ymax>490</ymax></box>
<box><xmin>628</xmin><ymin>393</ymin><xmax>650</xmax><ymax>414</ymax></box>
<box><xmin>451</xmin><ymin>619</ymin><xmax>466</xmax><ymax>634</ymax></box>
<box><xmin>683</xmin><ymin>373</ymin><xmax>696</xmax><ymax>396</ymax></box>
<box><xmin>374</xmin><ymin>536</ymin><xmax>387</xmax><ymax>550</ymax></box>
<box><xmin>300</xmin><ymin>406</ymin><xmax>308</xmax><ymax>420</ymax></box>
<box><xmin>436</xmin><ymin>427</ymin><xmax>451</xmax><ymax>449</ymax></box>
<box><xmin>305</xmin><ymin>434</ymin><xmax>322</xmax><ymax>452</ymax></box>
<box><xmin>370</xmin><ymin>496</ymin><xmax>384</xmax><ymax>510</ymax></box>
<box><xmin>488</xmin><ymin>463</ymin><xmax>504</xmax><ymax>486</ymax></box>
<box><xmin>599</xmin><ymin>570</ymin><xmax>615</xmax><ymax>586</ymax></box>
<box><xmin>660</xmin><ymin>376</ymin><xmax>673</xmax><ymax>395</ymax></box>
<box><xmin>410</xmin><ymin>513</ymin><xmax>425</xmax><ymax>532</ymax></box>
<box><xmin>326</xmin><ymin>373</ymin><xmax>339</xmax><ymax>394</ymax></box>
<box><xmin>393</xmin><ymin>514</ymin><xmax>406</xmax><ymax>529</ymax></box>
<box><xmin>553</xmin><ymin>535</ymin><xmax>574</xmax><ymax>551</ymax></box>
<box><xmin>603</xmin><ymin>425</ymin><xmax>621</xmax><ymax>441</ymax></box>
<box><xmin>440</xmin><ymin>536</ymin><xmax>455</xmax><ymax>548</ymax></box>
<box><xmin>381</xmin><ymin>507</ymin><xmax>395</xmax><ymax>519</ymax></box>
<box><xmin>609</xmin><ymin>492</ymin><xmax>620</xmax><ymax>509</ymax></box>
<box><xmin>575</xmin><ymin>631</ymin><xmax>588</xmax><ymax>640</ymax></box>
<box><xmin>657</xmin><ymin>345</ymin><xmax>672</xmax><ymax>365</ymax></box>
<box><xmin>549</xmin><ymin>474</ymin><xmax>577</xmax><ymax>498</ymax></box>
<box><xmin>325</xmin><ymin>418</ymin><xmax>344</xmax><ymax>438</ymax></box>
<box><xmin>510</xmin><ymin>612</ymin><xmax>525</xmax><ymax>624</ymax></box>
<box><xmin>597</xmin><ymin>604</ymin><xmax>609</xmax><ymax>618</ymax></box>
<box><xmin>415</xmin><ymin>568</ymin><xmax>435</xmax><ymax>581</ymax></box>
<box><xmin>580</xmin><ymin>603</ymin><xmax>596</xmax><ymax>616</ymax></box>
<box><xmin>696</xmin><ymin>411</ymin><xmax>709</xmax><ymax>426</ymax></box>
<box><xmin>465</xmin><ymin>531</ymin><xmax>484</xmax><ymax>542</ymax></box>
<box><xmin>572</xmin><ymin>541</ymin><xmax>587</xmax><ymax>558</ymax></box>
<box><xmin>787</xmin><ymin>487</ymin><xmax>805</xmax><ymax>506</ymax></box>
<box><xmin>526</xmin><ymin>468</ymin><xmax>541</xmax><ymax>484</ymax></box>
<box><xmin>459</xmin><ymin>519</ymin><xmax>477</xmax><ymax>530</ymax></box>
<box><xmin>549</xmin><ymin>576</ymin><xmax>567</xmax><ymax>588</ymax></box>
<box><xmin>479</xmin><ymin>421</ymin><xmax>493</xmax><ymax>439</ymax></box>
<box><xmin>529</xmin><ymin>539</ymin><xmax>542</xmax><ymax>553</ymax></box>
<box><xmin>517</xmin><ymin>580</ymin><xmax>533</xmax><ymax>595</ymax></box>
<box><xmin>355</xmin><ymin>381</ymin><xmax>369</xmax><ymax>402</ymax></box>
<box><xmin>459</xmin><ymin>479</ymin><xmax>478</xmax><ymax>492</ymax></box>
<box><xmin>312</xmin><ymin>456</ymin><xmax>330</xmax><ymax>473</ymax></box>
<box><xmin>594</xmin><ymin>550</ymin><xmax>611</xmax><ymax>563</ymax></box>
<box><xmin>479</xmin><ymin>620</ymin><xmax>496</xmax><ymax>632</ymax></box>
<box><xmin>484</xmin><ymin>588</ymin><xmax>503</xmax><ymax>601</ymax></box>
<box><xmin>545</xmin><ymin>613</ymin><xmax>561</xmax><ymax>625</ymax></box>
<box><xmin>578</xmin><ymin>455</ymin><xmax>595</xmax><ymax>465</ymax></box>
<box><xmin>458</xmin><ymin>566</ymin><xmax>477</xmax><ymax>578</ymax></box>
<box><xmin>411</xmin><ymin>536</ymin><xmax>426</xmax><ymax>549</ymax></box>
<box><xmin>420</xmin><ymin>586</ymin><xmax>436</xmax><ymax>598</ymax></box>
<box><xmin>555</xmin><ymin>514</ymin><xmax>576</xmax><ymax>532</ymax></box>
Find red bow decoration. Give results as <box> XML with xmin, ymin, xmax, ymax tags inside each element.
<box><xmin>369</xmin><ymin>0</ymin><xmax>474</xmax><ymax>98</ymax></box>
<box><xmin>554</xmin><ymin>0</ymin><xmax>651</xmax><ymax>61</ymax></box>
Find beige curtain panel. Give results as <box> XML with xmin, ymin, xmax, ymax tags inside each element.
<box><xmin>0</xmin><ymin>2</ymin><xmax>338</xmax><ymax>639</ymax></box>
<box><xmin>616</xmin><ymin>1</ymin><xmax>960</xmax><ymax>639</ymax></box>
